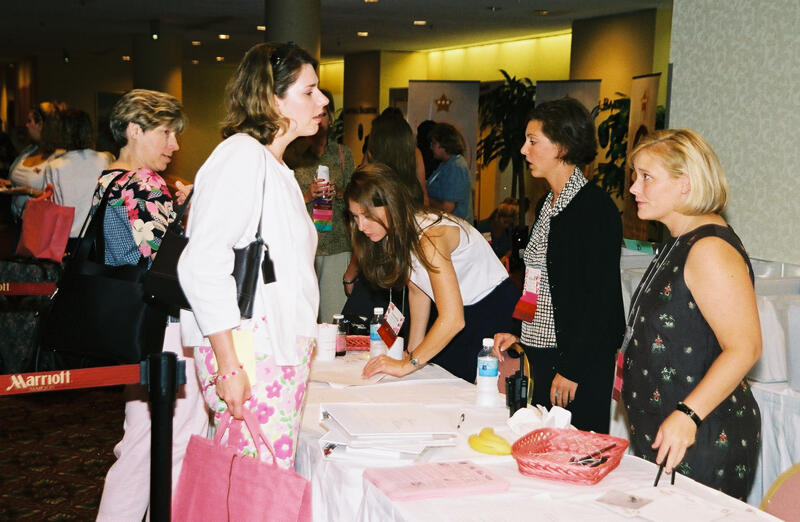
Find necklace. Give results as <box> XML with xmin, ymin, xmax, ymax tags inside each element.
<box><xmin>622</xmin><ymin>219</ymin><xmax>694</xmax><ymax>354</ymax></box>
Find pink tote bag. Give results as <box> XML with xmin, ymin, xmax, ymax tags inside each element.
<box><xmin>15</xmin><ymin>184</ymin><xmax>74</xmax><ymax>263</ymax></box>
<box><xmin>172</xmin><ymin>409</ymin><xmax>311</xmax><ymax>522</ymax></box>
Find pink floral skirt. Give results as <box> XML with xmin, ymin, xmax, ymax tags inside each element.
<box><xmin>194</xmin><ymin>322</ymin><xmax>313</xmax><ymax>470</ymax></box>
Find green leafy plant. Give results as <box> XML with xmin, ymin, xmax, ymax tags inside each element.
<box><xmin>477</xmin><ymin>70</ymin><xmax>536</xmax><ymax>222</ymax></box>
<box><xmin>592</xmin><ymin>95</ymin><xmax>667</xmax><ymax>199</ymax></box>
<box><xmin>592</xmin><ymin>95</ymin><xmax>630</xmax><ymax>199</ymax></box>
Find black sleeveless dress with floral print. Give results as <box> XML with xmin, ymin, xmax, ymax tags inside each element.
<box><xmin>622</xmin><ymin>224</ymin><xmax>760</xmax><ymax>500</ymax></box>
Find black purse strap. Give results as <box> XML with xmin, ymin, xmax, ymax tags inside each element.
<box><xmin>70</xmin><ymin>170</ymin><xmax>139</xmax><ymax>269</ymax></box>
<box><xmin>167</xmin><ymin>187</ymin><xmax>194</xmax><ymax>236</ymax></box>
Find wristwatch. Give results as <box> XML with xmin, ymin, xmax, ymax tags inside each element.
<box><xmin>676</xmin><ymin>401</ymin><xmax>702</xmax><ymax>427</ymax></box>
<box><xmin>409</xmin><ymin>357</ymin><xmax>421</xmax><ymax>368</ymax></box>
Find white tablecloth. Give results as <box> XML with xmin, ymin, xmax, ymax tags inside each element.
<box><xmin>296</xmin><ymin>360</ymin><xmax>775</xmax><ymax>521</ymax></box>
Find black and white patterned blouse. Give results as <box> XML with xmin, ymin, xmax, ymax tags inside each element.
<box><xmin>520</xmin><ymin>167</ymin><xmax>587</xmax><ymax>347</ymax></box>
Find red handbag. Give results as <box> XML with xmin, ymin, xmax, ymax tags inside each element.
<box><xmin>15</xmin><ymin>184</ymin><xmax>74</xmax><ymax>263</ymax></box>
<box><xmin>172</xmin><ymin>409</ymin><xmax>312</xmax><ymax>522</ymax></box>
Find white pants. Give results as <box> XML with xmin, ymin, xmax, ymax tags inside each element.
<box><xmin>96</xmin><ymin>322</ymin><xmax>209</xmax><ymax>522</ymax></box>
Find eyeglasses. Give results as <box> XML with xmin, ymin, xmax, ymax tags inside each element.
<box><xmin>269</xmin><ymin>41</ymin><xmax>298</xmax><ymax>69</ymax></box>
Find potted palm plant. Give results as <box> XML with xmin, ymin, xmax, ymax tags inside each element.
<box><xmin>477</xmin><ymin>70</ymin><xmax>536</xmax><ymax>224</ymax></box>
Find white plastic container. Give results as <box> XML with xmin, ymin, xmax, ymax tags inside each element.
<box><xmin>476</xmin><ymin>338</ymin><xmax>499</xmax><ymax>408</ymax></box>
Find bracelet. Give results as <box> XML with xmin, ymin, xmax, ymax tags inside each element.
<box><xmin>342</xmin><ymin>276</ymin><xmax>358</xmax><ymax>285</ymax></box>
<box><xmin>676</xmin><ymin>401</ymin><xmax>702</xmax><ymax>427</ymax></box>
<box><xmin>213</xmin><ymin>364</ymin><xmax>244</xmax><ymax>385</ymax></box>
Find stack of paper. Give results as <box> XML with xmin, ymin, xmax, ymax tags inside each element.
<box><xmin>319</xmin><ymin>402</ymin><xmax>458</xmax><ymax>459</ymax></box>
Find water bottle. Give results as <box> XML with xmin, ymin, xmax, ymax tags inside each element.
<box><xmin>476</xmin><ymin>338</ymin><xmax>499</xmax><ymax>408</ymax></box>
<box><xmin>332</xmin><ymin>313</ymin><xmax>347</xmax><ymax>356</ymax></box>
<box><xmin>369</xmin><ymin>307</ymin><xmax>387</xmax><ymax>357</ymax></box>
<box><xmin>315</xmin><ymin>165</ymin><xmax>331</xmax><ymax>204</ymax></box>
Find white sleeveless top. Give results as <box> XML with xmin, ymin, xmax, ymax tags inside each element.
<box><xmin>409</xmin><ymin>213</ymin><xmax>508</xmax><ymax>306</ymax></box>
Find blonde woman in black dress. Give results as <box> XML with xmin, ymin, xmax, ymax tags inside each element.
<box><xmin>622</xmin><ymin>129</ymin><xmax>761</xmax><ymax>500</ymax></box>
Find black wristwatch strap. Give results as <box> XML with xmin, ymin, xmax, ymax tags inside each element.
<box><xmin>676</xmin><ymin>401</ymin><xmax>702</xmax><ymax>427</ymax></box>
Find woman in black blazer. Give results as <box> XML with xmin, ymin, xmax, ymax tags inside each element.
<box><xmin>492</xmin><ymin>97</ymin><xmax>624</xmax><ymax>433</ymax></box>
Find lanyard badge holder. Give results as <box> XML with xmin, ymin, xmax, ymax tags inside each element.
<box><xmin>612</xmin><ymin>238</ymin><xmax>681</xmax><ymax>401</ymax></box>
<box><xmin>512</xmin><ymin>267</ymin><xmax>541</xmax><ymax>322</ymax></box>
<box><xmin>377</xmin><ymin>288</ymin><xmax>406</xmax><ymax>348</ymax></box>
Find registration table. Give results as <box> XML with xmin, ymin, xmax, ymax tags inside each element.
<box><xmin>295</xmin><ymin>360</ymin><xmax>776</xmax><ymax>521</ymax></box>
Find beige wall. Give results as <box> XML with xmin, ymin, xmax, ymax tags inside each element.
<box><xmin>179</xmin><ymin>63</ymin><xmax>236</xmax><ymax>181</ymax></box>
<box><xmin>342</xmin><ymin>51</ymin><xmax>380</xmax><ymax>166</ymax></box>
<box><xmin>570</xmin><ymin>10</ymin><xmax>656</xmax><ymax>102</ymax></box>
<box><xmin>670</xmin><ymin>0</ymin><xmax>800</xmax><ymax>263</ymax></box>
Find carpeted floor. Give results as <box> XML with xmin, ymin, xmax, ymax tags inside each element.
<box><xmin>0</xmin><ymin>387</ymin><xmax>125</xmax><ymax>521</ymax></box>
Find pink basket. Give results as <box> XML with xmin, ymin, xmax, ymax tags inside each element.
<box><xmin>511</xmin><ymin>428</ymin><xmax>628</xmax><ymax>485</ymax></box>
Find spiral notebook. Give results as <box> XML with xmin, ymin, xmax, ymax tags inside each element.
<box><xmin>363</xmin><ymin>461</ymin><xmax>509</xmax><ymax>501</ymax></box>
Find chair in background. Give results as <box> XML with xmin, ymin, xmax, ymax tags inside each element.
<box><xmin>761</xmin><ymin>462</ymin><xmax>800</xmax><ymax>520</ymax></box>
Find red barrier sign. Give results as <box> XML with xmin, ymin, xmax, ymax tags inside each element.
<box><xmin>0</xmin><ymin>281</ymin><xmax>57</xmax><ymax>295</ymax></box>
<box><xmin>0</xmin><ymin>364</ymin><xmax>140</xmax><ymax>396</ymax></box>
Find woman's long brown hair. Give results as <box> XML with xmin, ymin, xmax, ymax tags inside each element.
<box><xmin>345</xmin><ymin>163</ymin><xmax>441</xmax><ymax>289</ymax></box>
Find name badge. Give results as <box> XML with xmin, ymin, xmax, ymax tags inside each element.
<box><xmin>512</xmin><ymin>267</ymin><xmax>541</xmax><ymax>322</ymax></box>
<box><xmin>378</xmin><ymin>301</ymin><xmax>405</xmax><ymax>348</ymax></box>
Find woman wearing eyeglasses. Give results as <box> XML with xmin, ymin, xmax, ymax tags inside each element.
<box><xmin>178</xmin><ymin>42</ymin><xmax>328</xmax><ymax>468</ymax></box>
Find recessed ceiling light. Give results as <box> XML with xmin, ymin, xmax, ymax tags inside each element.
<box><xmin>122</xmin><ymin>55</ymin><xmax>131</xmax><ymax>62</ymax></box>
<box><xmin>191</xmin><ymin>41</ymin><xmax>201</xmax><ymax>46</ymax></box>
<box><xmin>413</xmin><ymin>20</ymin><xmax>427</xmax><ymax>26</ymax></box>
<box><xmin>533</xmin><ymin>9</ymin><xmax>550</xmax><ymax>16</ymax></box>
<box><xmin>191</xmin><ymin>59</ymin><xmax>199</xmax><ymax>65</ymax></box>
<box><xmin>256</xmin><ymin>25</ymin><xmax>266</xmax><ymax>31</ymax></box>
<box><xmin>357</xmin><ymin>31</ymin><xmax>369</xmax><ymax>37</ymax></box>
<box><xmin>364</xmin><ymin>0</ymin><xmax>378</xmax><ymax>3</ymax></box>
<box><xmin>486</xmin><ymin>6</ymin><xmax>502</xmax><ymax>12</ymax></box>
<box><xmin>216</xmin><ymin>56</ymin><xmax>225</xmax><ymax>62</ymax></box>
<box><xmin>218</xmin><ymin>34</ymin><xmax>230</xmax><ymax>40</ymax></box>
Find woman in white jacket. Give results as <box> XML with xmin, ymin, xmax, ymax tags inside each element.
<box><xmin>178</xmin><ymin>42</ymin><xmax>327</xmax><ymax>468</ymax></box>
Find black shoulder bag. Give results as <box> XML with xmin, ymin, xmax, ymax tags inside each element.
<box><xmin>37</xmin><ymin>171</ymin><xmax>168</xmax><ymax>368</ymax></box>
<box><xmin>143</xmin><ymin>175</ymin><xmax>276</xmax><ymax>319</ymax></box>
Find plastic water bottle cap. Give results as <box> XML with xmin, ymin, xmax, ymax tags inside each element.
<box><xmin>482</xmin><ymin>338</ymin><xmax>494</xmax><ymax>348</ymax></box>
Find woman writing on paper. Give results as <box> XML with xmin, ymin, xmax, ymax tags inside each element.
<box><xmin>350</xmin><ymin>163</ymin><xmax>519</xmax><ymax>382</ymax></box>
<box><xmin>178</xmin><ymin>42</ymin><xmax>327</xmax><ymax>468</ymax></box>
<box><xmin>622</xmin><ymin>129</ymin><xmax>761</xmax><ymax>499</ymax></box>
<box><xmin>492</xmin><ymin>97</ymin><xmax>624</xmax><ymax>434</ymax></box>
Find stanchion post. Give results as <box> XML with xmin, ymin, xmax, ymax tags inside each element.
<box><xmin>143</xmin><ymin>352</ymin><xmax>186</xmax><ymax>522</ymax></box>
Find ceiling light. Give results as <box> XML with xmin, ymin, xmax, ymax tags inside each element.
<box><xmin>191</xmin><ymin>40</ymin><xmax>201</xmax><ymax>46</ymax></box>
<box><xmin>364</xmin><ymin>0</ymin><xmax>379</xmax><ymax>3</ymax></box>
<box><xmin>256</xmin><ymin>25</ymin><xmax>266</xmax><ymax>31</ymax></box>
<box><xmin>191</xmin><ymin>59</ymin><xmax>199</xmax><ymax>65</ymax></box>
<box><xmin>486</xmin><ymin>6</ymin><xmax>501</xmax><ymax>12</ymax></box>
<box><xmin>533</xmin><ymin>10</ymin><xmax>550</xmax><ymax>16</ymax></box>
<box><xmin>122</xmin><ymin>55</ymin><xmax>131</xmax><ymax>62</ymax></box>
<box><xmin>357</xmin><ymin>31</ymin><xmax>368</xmax><ymax>37</ymax></box>
<box><xmin>413</xmin><ymin>20</ymin><xmax>427</xmax><ymax>26</ymax></box>
<box><xmin>218</xmin><ymin>34</ymin><xmax>230</xmax><ymax>40</ymax></box>
<box><xmin>216</xmin><ymin>56</ymin><xmax>225</xmax><ymax>62</ymax></box>
<box><xmin>150</xmin><ymin>19</ymin><xmax>160</xmax><ymax>40</ymax></box>
<box><xmin>62</xmin><ymin>49</ymin><xmax>70</xmax><ymax>63</ymax></box>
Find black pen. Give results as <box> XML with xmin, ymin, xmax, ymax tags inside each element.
<box><xmin>653</xmin><ymin>462</ymin><xmax>665</xmax><ymax>487</ymax></box>
<box><xmin>571</xmin><ymin>443</ymin><xmax>617</xmax><ymax>463</ymax></box>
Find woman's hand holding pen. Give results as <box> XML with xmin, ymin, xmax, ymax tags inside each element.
<box><xmin>652</xmin><ymin>410</ymin><xmax>697</xmax><ymax>474</ymax></box>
